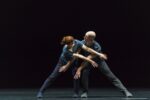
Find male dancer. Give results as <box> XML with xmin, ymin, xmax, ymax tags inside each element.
<box><xmin>74</xmin><ymin>31</ymin><xmax>133</xmax><ymax>98</ymax></box>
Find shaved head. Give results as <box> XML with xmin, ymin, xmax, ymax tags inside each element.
<box><xmin>85</xmin><ymin>31</ymin><xmax>96</xmax><ymax>38</ymax></box>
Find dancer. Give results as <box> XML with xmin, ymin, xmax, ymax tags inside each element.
<box><xmin>74</xmin><ymin>31</ymin><xmax>133</xmax><ymax>98</ymax></box>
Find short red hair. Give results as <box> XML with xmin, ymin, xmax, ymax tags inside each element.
<box><xmin>61</xmin><ymin>36</ymin><xmax>74</xmax><ymax>45</ymax></box>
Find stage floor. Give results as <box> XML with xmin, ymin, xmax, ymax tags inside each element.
<box><xmin>0</xmin><ymin>88</ymin><xmax>149</xmax><ymax>100</ymax></box>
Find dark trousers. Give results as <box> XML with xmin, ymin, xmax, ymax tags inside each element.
<box><xmin>38</xmin><ymin>59</ymin><xmax>63</xmax><ymax>93</ymax></box>
<box><xmin>73</xmin><ymin>67</ymin><xmax>90</xmax><ymax>94</ymax></box>
<box><xmin>77</xmin><ymin>59</ymin><xmax>128</xmax><ymax>93</ymax></box>
<box><xmin>98</xmin><ymin>60</ymin><xmax>127</xmax><ymax>91</ymax></box>
<box><xmin>38</xmin><ymin>59</ymin><xmax>79</xmax><ymax>93</ymax></box>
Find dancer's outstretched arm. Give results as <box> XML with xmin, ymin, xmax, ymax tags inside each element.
<box><xmin>82</xmin><ymin>45</ymin><xmax>107</xmax><ymax>60</ymax></box>
<box><xmin>59</xmin><ymin>53</ymin><xmax>98</xmax><ymax>72</ymax></box>
<box><xmin>73</xmin><ymin>53</ymin><xmax>98</xmax><ymax>68</ymax></box>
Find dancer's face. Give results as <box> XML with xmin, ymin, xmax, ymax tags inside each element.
<box><xmin>84</xmin><ymin>36</ymin><xmax>95</xmax><ymax>46</ymax></box>
<box><xmin>67</xmin><ymin>42</ymin><xmax>74</xmax><ymax>49</ymax></box>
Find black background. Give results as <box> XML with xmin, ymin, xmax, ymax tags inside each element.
<box><xmin>0</xmin><ymin>0</ymin><xmax>150</xmax><ymax>88</ymax></box>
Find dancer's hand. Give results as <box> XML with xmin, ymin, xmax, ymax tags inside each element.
<box><xmin>59</xmin><ymin>65</ymin><xmax>68</xmax><ymax>72</ymax></box>
<box><xmin>91</xmin><ymin>61</ymin><xmax>98</xmax><ymax>68</ymax></box>
<box><xmin>99</xmin><ymin>53</ymin><xmax>107</xmax><ymax>60</ymax></box>
<box><xmin>74</xmin><ymin>69</ymin><xmax>81</xmax><ymax>79</ymax></box>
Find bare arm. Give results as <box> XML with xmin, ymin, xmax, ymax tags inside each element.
<box><xmin>81</xmin><ymin>45</ymin><xmax>107</xmax><ymax>60</ymax></box>
<box><xmin>59</xmin><ymin>49</ymin><xmax>81</xmax><ymax>72</ymax></box>
<box><xmin>74</xmin><ymin>54</ymin><xmax>97</xmax><ymax>79</ymax></box>
<box><xmin>78</xmin><ymin>54</ymin><xmax>96</xmax><ymax>70</ymax></box>
<box><xmin>73</xmin><ymin>53</ymin><xmax>98</xmax><ymax>67</ymax></box>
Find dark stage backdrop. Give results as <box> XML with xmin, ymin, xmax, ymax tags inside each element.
<box><xmin>0</xmin><ymin>0</ymin><xmax>150</xmax><ymax>88</ymax></box>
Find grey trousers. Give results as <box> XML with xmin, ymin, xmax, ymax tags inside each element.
<box><xmin>79</xmin><ymin>59</ymin><xmax>128</xmax><ymax>93</ymax></box>
<box><xmin>38</xmin><ymin>59</ymin><xmax>63</xmax><ymax>93</ymax></box>
<box><xmin>98</xmin><ymin>60</ymin><xmax>127</xmax><ymax>91</ymax></box>
<box><xmin>38</xmin><ymin>59</ymin><xmax>78</xmax><ymax>93</ymax></box>
<box><xmin>73</xmin><ymin>67</ymin><xmax>90</xmax><ymax>94</ymax></box>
